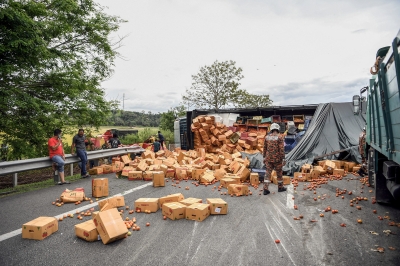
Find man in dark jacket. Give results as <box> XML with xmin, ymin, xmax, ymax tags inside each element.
<box><xmin>158</xmin><ymin>131</ymin><xmax>165</xmax><ymax>150</ymax></box>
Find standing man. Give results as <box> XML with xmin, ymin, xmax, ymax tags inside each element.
<box><xmin>108</xmin><ymin>133</ymin><xmax>122</xmax><ymax>163</ymax></box>
<box><xmin>71</xmin><ymin>129</ymin><xmax>90</xmax><ymax>178</ymax></box>
<box><xmin>262</xmin><ymin>123</ymin><xmax>286</xmax><ymax>195</ymax></box>
<box><xmin>48</xmin><ymin>129</ymin><xmax>70</xmax><ymax>185</ymax></box>
<box><xmin>158</xmin><ymin>131</ymin><xmax>165</xmax><ymax>150</ymax></box>
<box><xmin>359</xmin><ymin>127</ymin><xmax>366</xmax><ymax>163</ymax></box>
<box><xmin>153</xmin><ymin>139</ymin><xmax>161</xmax><ymax>153</ymax></box>
<box><xmin>358</xmin><ymin>127</ymin><xmax>367</xmax><ymax>177</ymax></box>
<box><xmin>108</xmin><ymin>133</ymin><xmax>122</xmax><ymax>148</ymax></box>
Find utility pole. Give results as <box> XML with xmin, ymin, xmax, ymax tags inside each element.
<box><xmin>122</xmin><ymin>93</ymin><xmax>129</xmax><ymax>111</ymax></box>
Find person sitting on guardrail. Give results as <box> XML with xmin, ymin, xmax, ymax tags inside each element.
<box><xmin>71</xmin><ymin>129</ymin><xmax>90</xmax><ymax>178</ymax></box>
<box><xmin>48</xmin><ymin>129</ymin><xmax>70</xmax><ymax>185</ymax></box>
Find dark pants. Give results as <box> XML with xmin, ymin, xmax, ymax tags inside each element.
<box><xmin>266</xmin><ymin>162</ymin><xmax>283</xmax><ymax>181</ymax></box>
<box><xmin>160</xmin><ymin>140</ymin><xmax>165</xmax><ymax>150</ymax></box>
<box><xmin>76</xmin><ymin>149</ymin><xmax>88</xmax><ymax>176</ymax></box>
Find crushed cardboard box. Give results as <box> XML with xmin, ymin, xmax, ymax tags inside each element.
<box><xmin>60</xmin><ymin>188</ymin><xmax>85</xmax><ymax>203</ymax></box>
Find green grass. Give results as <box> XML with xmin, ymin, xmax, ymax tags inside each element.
<box><xmin>0</xmin><ymin>174</ymin><xmax>82</xmax><ymax>198</ymax></box>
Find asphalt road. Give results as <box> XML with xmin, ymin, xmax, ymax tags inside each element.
<box><xmin>0</xmin><ymin>173</ymin><xmax>399</xmax><ymax>266</ymax></box>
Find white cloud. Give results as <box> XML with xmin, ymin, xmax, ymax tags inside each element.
<box><xmin>95</xmin><ymin>0</ymin><xmax>400</xmax><ymax>113</ymax></box>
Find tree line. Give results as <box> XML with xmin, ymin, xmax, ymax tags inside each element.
<box><xmin>1</xmin><ymin>1</ymin><xmax>273</xmax><ymax>161</ymax></box>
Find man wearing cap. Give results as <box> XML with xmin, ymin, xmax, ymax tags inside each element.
<box><xmin>262</xmin><ymin>123</ymin><xmax>286</xmax><ymax>194</ymax></box>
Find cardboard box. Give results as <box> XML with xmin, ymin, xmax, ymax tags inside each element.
<box><xmin>100</xmin><ymin>164</ymin><xmax>113</xmax><ymax>174</ymax></box>
<box><xmin>179</xmin><ymin>197</ymin><xmax>203</xmax><ymax>206</ymax></box>
<box><xmin>159</xmin><ymin>193</ymin><xmax>184</xmax><ymax>208</ymax></box>
<box><xmin>135</xmin><ymin>198</ymin><xmax>159</xmax><ymax>212</ymax></box>
<box><xmin>227</xmin><ymin>184</ymin><xmax>249</xmax><ymax>196</ymax></box>
<box><xmin>98</xmin><ymin>196</ymin><xmax>125</xmax><ymax>209</ymax></box>
<box><xmin>128</xmin><ymin>170</ymin><xmax>143</xmax><ymax>181</ymax></box>
<box><xmin>344</xmin><ymin>162</ymin><xmax>356</xmax><ymax>172</ymax></box>
<box><xmin>113</xmin><ymin>161</ymin><xmax>124</xmax><ymax>172</ymax></box>
<box><xmin>250</xmin><ymin>173</ymin><xmax>259</xmax><ymax>186</ymax></box>
<box><xmin>166</xmin><ymin>169</ymin><xmax>176</xmax><ymax>178</ymax></box>
<box><xmin>207</xmin><ymin>198</ymin><xmax>228</xmax><ymax>215</ymax></box>
<box><xmin>153</xmin><ymin>171</ymin><xmax>165</xmax><ymax>187</ymax></box>
<box><xmin>220</xmin><ymin>177</ymin><xmax>240</xmax><ymax>188</ymax></box>
<box><xmin>186</xmin><ymin>203</ymin><xmax>211</xmax><ymax>222</ymax></box>
<box><xmin>162</xmin><ymin>202</ymin><xmax>187</xmax><ymax>220</ymax></box>
<box><xmin>313</xmin><ymin>166</ymin><xmax>326</xmax><ymax>175</ymax></box>
<box><xmin>192</xmin><ymin>169</ymin><xmax>206</xmax><ymax>180</ymax></box>
<box><xmin>333</xmin><ymin>169</ymin><xmax>345</xmax><ymax>177</ymax></box>
<box><xmin>143</xmin><ymin>171</ymin><xmax>155</xmax><ymax>181</ymax></box>
<box><xmin>60</xmin><ymin>189</ymin><xmax>85</xmax><ymax>203</ymax></box>
<box><xmin>120</xmin><ymin>155</ymin><xmax>131</xmax><ymax>165</ymax></box>
<box><xmin>200</xmin><ymin>171</ymin><xmax>215</xmax><ymax>184</ymax></box>
<box><xmin>293</xmin><ymin>172</ymin><xmax>306</xmax><ymax>182</ymax></box>
<box><xmin>283</xmin><ymin>176</ymin><xmax>291</xmax><ymax>185</ymax></box>
<box><xmin>121</xmin><ymin>166</ymin><xmax>134</xmax><ymax>177</ymax></box>
<box><xmin>22</xmin><ymin>217</ymin><xmax>58</xmax><ymax>240</ymax></box>
<box><xmin>236</xmin><ymin>165</ymin><xmax>250</xmax><ymax>182</ymax></box>
<box><xmin>89</xmin><ymin>167</ymin><xmax>103</xmax><ymax>175</ymax></box>
<box><xmin>91</xmin><ymin>211</ymin><xmax>99</xmax><ymax>219</ymax></box>
<box><xmin>310</xmin><ymin>170</ymin><xmax>320</xmax><ymax>180</ymax></box>
<box><xmin>93</xmin><ymin>208</ymin><xmax>127</xmax><ymax>245</ymax></box>
<box><xmin>75</xmin><ymin>220</ymin><xmax>99</xmax><ymax>242</ymax></box>
<box><xmin>214</xmin><ymin>169</ymin><xmax>227</xmax><ymax>180</ymax></box>
<box><xmin>324</xmin><ymin>160</ymin><xmax>336</xmax><ymax>174</ymax></box>
<box><xmin>92</xmin><ymin>178</ymin><xmax>109</xmax><ymax>198</ymax></box>
<box><xmin>301</xmin><ymin>164</ymin><xmax>312</xmax><ymax>173</ymax></box>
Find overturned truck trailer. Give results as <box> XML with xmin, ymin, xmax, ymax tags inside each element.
<box><xmin>177</xmin><ymin>105</ymin><xmax>318</xmax><ymax>151</ymax></box>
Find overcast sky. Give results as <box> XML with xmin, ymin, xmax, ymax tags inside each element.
<box><xmin>95</xmin><ymin>0</ymin><xmax>400</xmax><ymax>113</ymax></box>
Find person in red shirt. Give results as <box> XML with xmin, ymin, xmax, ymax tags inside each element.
<box><xmin>48</xmin><ymin>129</ymin><xmax>69</xmax><ymax>185</ymax></box>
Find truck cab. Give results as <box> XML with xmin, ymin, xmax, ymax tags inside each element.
<box><xmin>354</xmin><ymin>29</ymin><xmax>400</xmax><ymax>203</ymax></box>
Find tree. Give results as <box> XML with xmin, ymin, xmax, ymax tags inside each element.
<box><xmin>234</xmin><ymin>91</ymin><xmax>273</xmax><ymax>108</ymax></box>
<box><xmin>182</xmin><ymin>60</ymin><xmax>244</xmax><ymax>110</ymax></box>
<box><xmin>0</xmin><ymin>0</ymin><xmax>125</xmax><ymax>159</ymax></box>
<box><xmin>159</xmin><ymin>105</ymin><xmax>186</xmax><ymax>132</ymax></box>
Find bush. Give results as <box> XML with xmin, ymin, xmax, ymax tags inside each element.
<box><xmin>120</xmin><ymin>128</ymin><xmax>159</xmax><ymax>145</ymax></box>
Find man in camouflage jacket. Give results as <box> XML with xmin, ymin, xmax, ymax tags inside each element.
<box><xmin>262</xmin><ymin>123</ymin><xmax>286</xmax><ymax>194</ymax></box>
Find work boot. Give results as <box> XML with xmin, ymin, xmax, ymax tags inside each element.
<box><xmin>263</xmin><ymin>181</ymin><xmax>270</xmax><ymax>195</ymax></box>
<box><xmin>278</xmin><ymin>181</ymin><xmax>287</xmax><ymax>192</ymax></box>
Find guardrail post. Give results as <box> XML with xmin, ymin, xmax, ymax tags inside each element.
<box><xmin>54</xmin><ymin>171</ymin><xmax>59</xmax><ymax>184</ymax></box>
<box><xmin>13</xmin><ymin>173</ymin><xmax>18</xmax><ymax>187</ymax></box>
<box><xmin>70</xmin><ymin>164</ymin><xmax>74</xmax><ymax>177</ymax></box>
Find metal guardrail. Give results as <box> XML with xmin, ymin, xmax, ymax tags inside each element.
<box><xmin>0</xmin><ymin>146</ymin><xmax>145</xmax><ymax>186</ymax></box>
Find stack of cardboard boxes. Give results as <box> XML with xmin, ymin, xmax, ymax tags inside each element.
<box><xmin>293</xmin><ymin>160</ymin><xmax>361</xmax><ymax>182</ymax></box>
<box><xmin>191</xmin><ymin>115</ymin><xmax>265</xmax><ymax>154</ymax></box>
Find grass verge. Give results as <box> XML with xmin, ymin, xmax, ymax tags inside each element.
<box><xmin>0</xmin><ymin>174</ymin><xmax>82</xmax><ymax>198</ymax></box>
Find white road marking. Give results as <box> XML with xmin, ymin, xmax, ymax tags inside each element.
<box><xmin>0</xmin><ymin>182</ymin><xmax>152</xmax><ymax>242</ymax></box>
